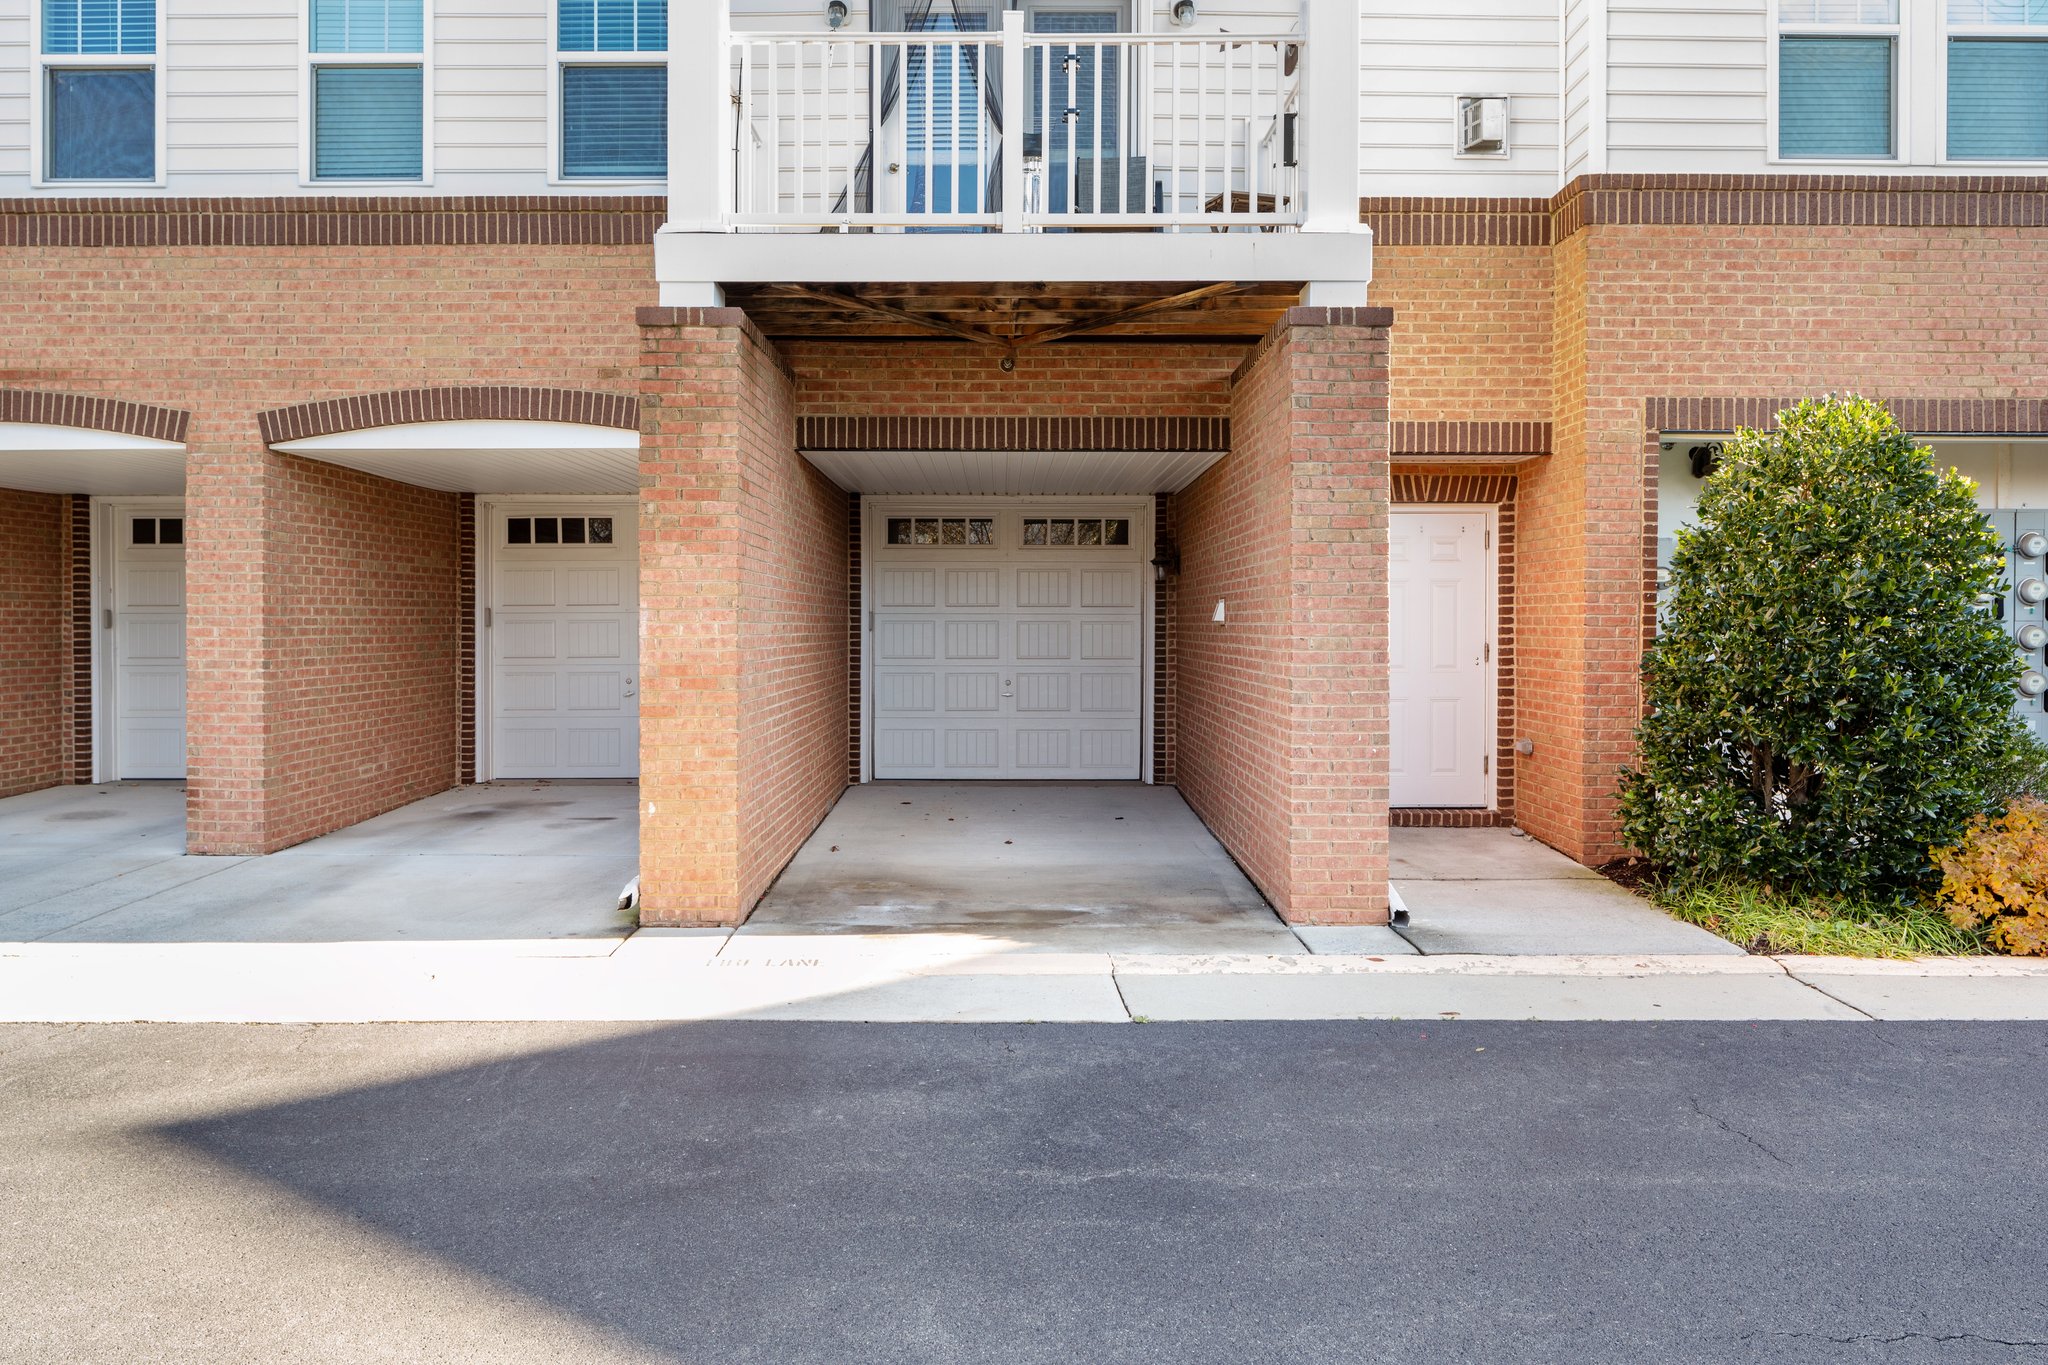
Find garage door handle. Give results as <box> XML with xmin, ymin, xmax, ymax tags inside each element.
<box><xmin>623</xmin><ymin>676</ymin><xmax>637</xmax><ymax>698</ymax></box>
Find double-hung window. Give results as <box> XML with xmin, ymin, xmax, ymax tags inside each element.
<box><xmin>307</xmin><ymin>0</ymin><xmax>427</xmax><ymax>181</ymax></box>
<box><xmin>1777</xmin><ymin>1</ymin><xmax>1899</xmax><ymax>160</ymax></box>
<box><xmin>554</xmin><ymin>0</ymin><xmax>666</xmax><ymax>180</ymax></box>
<box><xmin>35</xmin><ymin>0</ymin><xmax>163</xmax><ymax>183</ymax></box>
<box><xmin>1948</xmin><ymin>1</ymin><xmax>2048</xmax><ymax>160</ymax></box>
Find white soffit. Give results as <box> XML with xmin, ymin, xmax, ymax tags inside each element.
<box><xmin>801</xmin><ymin>448</ymin><xmax>1227</xmax><ymax>496</ymax></box>
<box><xmin>271</xmin><ymin>420</ymin><xmax>638</xmax><ymax>495</ymax></box>
<box><xmin>0</xmin><ymin>423</ymin><xmax>186</xmax><ymax>495</ymax></box>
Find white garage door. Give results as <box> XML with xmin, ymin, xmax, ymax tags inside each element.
<box><xmin>109</xmin><ymin>503</ymin><xmax>187</xmax><ymax>780</ymax></box>
<box><xmin>488</xmin><ymin>502</ymin><xmax>638</xmax><ymax>779</ymax></box>
<box><xmin>869</xmin><ymin>504</ymin><xmax>1148</xmax><ymax>780</ymax></box>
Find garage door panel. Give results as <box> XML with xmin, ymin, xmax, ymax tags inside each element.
<box><xmin>870</xmin><ymin>505</ymin><xmax>1146</xmax><ymax>780</ymax></box>
<box><xmin>111</xmin><ymin>506</ymin><xmax>188</xmax><ymax>780</ymax></box>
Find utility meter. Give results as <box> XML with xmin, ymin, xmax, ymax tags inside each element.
<box><xmin>2020</xmin><ymin>578</ymin><xmax>2047</xmax><ymax>605</ymax></box>
<box><xmin>2021</xmin><ymin>670</ymin><xmax>2047</xmax><ymax>698</ymax></box>
<box><xmin>2021</xmin><ymin>624</ymin><xmax>2047</xmax><ymax>652</ymax></box>
<box><xmin>2020</xmin><ymin>531</ymin><xmax>2048</xmax><ymax>559</ymax></box>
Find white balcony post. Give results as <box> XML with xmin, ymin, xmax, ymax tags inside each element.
<box><xmin>1299</xmin><ymin>0</ymin><xmax>1362</xmax><ymax>235</ymax></box>
<box><xmin>1001</xmin><ymin>10</ymin><xmax>1026</xmax><ymax>234</ymax></box>
<box><xmin>668</xmin><ymin>2</ymin><xmax>731</xmax><ymax>231</ymax></box>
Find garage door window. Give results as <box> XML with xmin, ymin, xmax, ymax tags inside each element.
<box><xmin>886</xmin><ymin>516</ymin><xmax>995</xmax><ymax>545</ymax></box>
<box><xmin>1022</xmin><ymin>516</ymin><xmax>1129</xmax><ymax>547</ymax></box>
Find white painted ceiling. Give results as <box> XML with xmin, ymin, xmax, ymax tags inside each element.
<box><xmin>801</xmin><ymin>448</ymin><xmax>1227</xmax><ymax>495</ymax></box>
<box><xmin>271</xmin><ymin>420</ymin><xmax>638</xmax><ymax>494</ymax></box>
<box><xmin>0</xmin><ymin>424</ymin><xmax>186</xmax><ymax>494</ymax></box>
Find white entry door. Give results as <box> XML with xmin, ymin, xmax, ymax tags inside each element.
<box><xmin>1389</xmin><ymin>508</ymin><xmax>1493</xmax><ymax>807</ymax></box>
<box><xmin>870</xmin><ymin>503</ymin><xmax>1147</xmax><ymax>779</ymax></box>
<box><xmin>108</xmin><ymin>502</ymin><xmax>188</xmax><ymax>779</ymax></box>
<box><xmin>487</xmin><ymin>502</ymin><xmax>638</xmax><ymax>779</ymax></box>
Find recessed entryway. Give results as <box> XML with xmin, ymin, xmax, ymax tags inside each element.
<box><xmin>1388</xmin><ymin>506</ymin><xmax>1495</xmax><ymax>808</ymax></box>
<box><xmin>480</xmin><ymin>499</ymin><xmax>639</xmax><ymax>780</ymax></box>
<box><xmin>864</xmin><ymin>498</ymin><xmax>1150</xmax><ymax>780</ymax></box>
<box><xmin>743</xmin><ymin>781</ymin><xmax>1302</xmax><ymax>953</ymax></box>
<box><xmin>98</xmin><ymin>498</ymin><xmax>188</xmax><ymax>781</ymax></box>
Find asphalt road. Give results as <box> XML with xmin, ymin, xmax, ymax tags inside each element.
<box><xmin>3</xmin><ymin>1021</ymin><xmax>2045</xmax><ymax>1365</ymax></box>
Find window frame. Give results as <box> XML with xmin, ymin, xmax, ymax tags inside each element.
<box><xmin>1768</xmin><ymin>0</ymin><xmax>1908</xmax><ymax>165</ymax></box>
<box><xmin>1940</xmin><ymin>3</ymin><xmax>2048</xmax><ymax>165</ymax></box>
<box><xmin>548</xmin><ymin>0</ymin><xmax>668</xmax><ymax>186</ymax></box>
<box><xmin>300</xmin><ymin>0</ymin><xmax>434</xmax><ymax>186</ymax></box>
<box><xmin>28</xmin><ymin>0</ymin><xmax>169</xmax><ymax>188</ymax></box>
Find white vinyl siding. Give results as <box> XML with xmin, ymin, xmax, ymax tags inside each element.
<box><xmin>1561</xmin><ymin>0</ymin><xmax>1596</xmax><ymax>177</ymax></box>
<box><xmin>1357</xmin><ymin>0</ymin><xmax>1560</xmax><ymax>194</ymax></box>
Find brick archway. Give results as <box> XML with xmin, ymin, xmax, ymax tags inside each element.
<box><xmin>0</xmin><ymin>388</ymin><xmax>190</xmax><ymax>444</ymax></box>
<box><xmin>256</xmin><ymin>385</ymin><xmax>638</xmax><ymax>446</ymax></box>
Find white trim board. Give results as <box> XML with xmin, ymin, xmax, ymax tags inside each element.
<box><xmin>0</xmin><ymin>424</ymin><xmax>186</xmax><ymax>495</ymax></box>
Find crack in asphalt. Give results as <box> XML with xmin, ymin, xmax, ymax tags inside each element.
<box><xmin>1742</xmin><ymin>1330</ymin><xmax>2048</xmax><ymax>1349</ymax></box>
<box><xmin>1688</xmin><ymin>1095</ymin><xmax>1791</xmax><ymax>1166</ymax></box>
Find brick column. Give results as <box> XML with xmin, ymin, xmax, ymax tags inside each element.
<box><xmin>1175</xmin><ymin>307</ymin><xmax>1393</xmax><ymax>924</ymax></box>
<box><xmin>185</xmin><ymin>434</ymin><xmax>463</xmax><ymax>855</ymax></box>
<box><xmin>637</xmin><ymin>307</ymin><xmax>847</xmax><ymax>925</ymax></box>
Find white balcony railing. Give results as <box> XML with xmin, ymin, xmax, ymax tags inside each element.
<box><xmin>724</xmin><ymin>19</ymin><xmax>1303</xmax><ymax>234</ymax></box>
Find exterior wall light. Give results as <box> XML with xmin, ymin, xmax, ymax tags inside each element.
<box><xmin>1170</xmin><ymin>0</ymin><xmax>1197</xmax><ymax>26</ymax></box>
<box><xmin>826</xmin><ymin>0</ymin><xmax>849</xmax><ymax>28</ymax></box>
<box><xmin>1151</xmin><ymin>544</ymin><xmax>1180</xmax><ymax>581</ymax></box>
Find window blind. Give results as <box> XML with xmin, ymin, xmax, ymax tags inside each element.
<box><xmin>561</xmin><ymin>64</ymin><xmax>664</xmax><ymax>177</ymax></box>
<box><xmin>313</xmin><ymin>65</ymin><xmax>423</xmax><ymax>179</ymax></box>
<box><xmin>41</xmin><ymin>0</ymin><xmax>155</xmax><ymax>55</ymax></box>
<box><xmin>47</xmin><ymin>67</ymin><xmax>153</xmax><ymax>178</ymax></box>
<box><xmin>557</xmin><ymin>0</ymin><xmax>666</xmax><ymax>52</ymax></box>
<box><xmin>1779</xmin><ymin>36</ymin><xmax>1893</xmax><ymax>158</ymax></box>
<box><xmin>1950</xmin><ymin>40</ymin><xmax>2048</xmax><ymax>159</ymax></box>
<box><xmin>311</xmin><ymin>0</ymin><xmax>423</xmax><ymax>53</ymax></box>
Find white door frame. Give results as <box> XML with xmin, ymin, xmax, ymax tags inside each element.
<box><xmin>859</xmin><ymin>493</ymin><xmax>1156</xmax><ymax>784</ymax></box>
<box><xmin>1389</xmin><ymin>502</ymin><xmax>1500</xmax><ymax>809</ymax></box>
<box><xmin>475</xmin><ymin>494</ymin><xmax>640</xmax><ymax>783</ymax></box>
<box><xmin>90</xmin><ymin>494</ymin><xmax>186</xmax><ymax>785</ymax></box>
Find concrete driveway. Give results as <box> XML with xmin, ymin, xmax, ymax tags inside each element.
<box><xmin>745</xmin><ymin>782</ymin><xmax>1306</xmax><ymax>954</ymax></box>
<box><xmin>0</xmin><ymin>781</ymin><xmax>637</xmax><ymax>943</ymax></box>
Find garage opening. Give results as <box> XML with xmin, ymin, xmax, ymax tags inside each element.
<box><xmin>863</xmin><ymin>497</ymin><xmax>1151</xmax><ymax>780</ymax></box>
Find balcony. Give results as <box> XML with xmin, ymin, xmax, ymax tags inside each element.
<box><xmin>660</xmin><ymin>1</ymin><xmax>1370</xmax><ymax>325</ymax></box>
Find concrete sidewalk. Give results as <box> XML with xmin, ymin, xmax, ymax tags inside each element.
<box><xmin>5</xmin><ymin>932</ymin><xmax>2046</xmax><ymax>1023</ymax></box>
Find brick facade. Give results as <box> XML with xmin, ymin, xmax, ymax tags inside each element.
<box><xmin>0</xmin><ymin>209</ymin><xmax>654</xmax><ymax>849</ymax></box>
<box><xmin>1175</xmin><ymin>310</ymin><xmax>1393</xmax><ymax>924</ymax></box>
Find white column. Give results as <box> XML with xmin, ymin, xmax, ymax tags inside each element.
<box><xmin>1001</xmin><ymin>10</ymin><xmax>1026</xmax><ymax>234</ymax></box>
<box><xmin>668</xmin><ymin>3</ymin><xmax>731</xmax><ymax>230</ymax></box>
<box><xmin>1300</xmin><ymin>0</ymin><xmax>1363</xmax><ymax>235</ymax></box>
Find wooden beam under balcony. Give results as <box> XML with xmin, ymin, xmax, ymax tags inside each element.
<box><xmin>726</xmin><ymin>280</ymin><xmax>1305</xmax><ymax>345</ymax></box>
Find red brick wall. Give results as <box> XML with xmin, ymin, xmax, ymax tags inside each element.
<box><xmin>782</xmin><ymin>341</ymin><xmax>1241</xmax><ymax>418</ymax></box>
<box><xmin>0</xmin><ymin>489</ymin><xmax>69</xmax><ymax>799</ymax></box>
<box><xmin>0</xmin><ymin>237</ymin><xmax>653</xmax><ymax>849</ymax></box>
<box><xmin>1533</xmin><ymin>222</ymin><xmax>2048</xmax><ymax>863</ymax></box>
<box><xmin>1369</xmin><ymin>244</ymin><xmax>1553</xmax><ymax>424</ymax></box>
<box><xmin>1176</xmin><ymin>312</ymin><xmax>1393</xmax><ymax>923</ymax></box>
<box><xmin>737</xmin><ymin>334</ymin><xmax>850</xmax><ymax>911</ymax></box>
<box><xmin>638</xmin><ymin>308</ymin><xmax>845</xmax><ymax>924</ymax></box>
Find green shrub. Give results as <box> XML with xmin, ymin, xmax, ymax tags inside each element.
<box><xmin>1933</xmin><ymin>797</ymin><xmax>2048</xmax><ymax>956</ymax></box>
<box><xmin>1619</xmin><ymin>395</ymin><xmax>2040</xmax><ymax>898</ymax></box>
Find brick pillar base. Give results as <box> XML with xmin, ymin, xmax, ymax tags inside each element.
<box><xmin>637</xmin><ymin>307</ymin><xmax>848</xmax><ymax>925</ymax></box>
<box><xmin>1174</xmin><ymin>308</ymin><xmax>1393</xmax><ymax>924</ymax></box>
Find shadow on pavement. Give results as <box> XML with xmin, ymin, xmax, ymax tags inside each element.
<box><xmin>159</xmin><ymin>1020</ymin><xmax>2048</xmax><ymax>1365</ymax></box>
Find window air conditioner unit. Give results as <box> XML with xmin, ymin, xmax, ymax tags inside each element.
<box><xmin>1456</xmin><ymin>95</ymin><xmax>1509</xmax><ymax>156</ymax></box>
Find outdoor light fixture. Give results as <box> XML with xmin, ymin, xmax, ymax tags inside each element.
<box><xmin>826</xmin><ymin>0</ymin><xmax>849</xmax><ymax>27</ymax></box>
<box><xmin>1151</xmin><ymin>543</ymin><xmax>1180</xmax><ymax>582</ymax></box>
<box><xmin>1171</xmin><ymin>0</ymin><xmax>1197</xmax><ymax>26</ymax></box>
